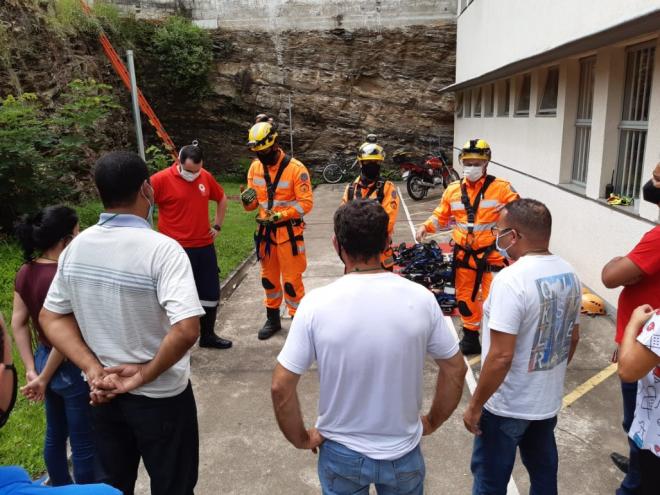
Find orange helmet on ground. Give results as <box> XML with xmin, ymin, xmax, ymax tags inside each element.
<box><xmin>581</xmin><ymin>293</ymin><xmax>606</xmax><ymax>316</ymax></box>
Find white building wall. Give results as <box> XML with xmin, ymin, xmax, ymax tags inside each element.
<box><xmin>456</xmin><ymin>0</ymin><xmax>660</xmax><ymax>83</ymax></box>
<box><xmin>108</xmin><ymin>0</ymin><xmax>456</xmax><ymax>30</ymax></box>
<box><xmin>453</xmin><ymin>35</ymin><xmax>660</xmax><ymax>308</ymax></box>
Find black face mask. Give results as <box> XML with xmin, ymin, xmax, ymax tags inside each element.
<box><xmin>0</xmin><ymin>363</ymin><xmax>17</xmax><ymax>429</ymax></box>
<box><xmin>257</xmin><ymin>148</ymin><xmax>280</xmax><ymax>167</ymax></box>
<box><xmin>361</xmin><ymin>163</ymin><xmax>381</xmax><ymax>182</ymax></box>
<box><xmin>642</xmin><ymin>179</ymin><xmax>660</xmax><ymax>205</ymax></box>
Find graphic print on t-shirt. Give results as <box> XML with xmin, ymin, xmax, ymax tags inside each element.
<box><xmin>528</xmin><ymin>272</ymin><xmax>581</xmax><ymax>372</ymax></box>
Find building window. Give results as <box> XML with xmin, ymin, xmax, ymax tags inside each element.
<box><xmin>514</xmin><ymin>73</ymin><xmax>531</xmax><ymax>116</ymax></box>
<box><xmin>485</xmin><ymin>83</ymin><xmax>494</xmax><ymax>117</ymax></box>
<box><xmin>473</xmin><ymin>87</ymin><xmax>482</xmax><ymax>117</ymax></box>
<box><xmin>456</xmin><ymin>92</ymin><xmax>463</xmax><ymax>118</ymax></box>
<box><xmin>615</xmin><ymin>42</ymin><xmax>655</xmax><ymax>198</ymax></box>
<box><xmin>498</xmin><ymin>79</ymin><xmax>510</xmax><ymax>117</ymax></box>
<box><xmin>463</xmin><ymin>89</ymin><xmax>472</xmax><ymax>118</ymax></box>
<box><xmin>571</xmin><ymin>58</ymin><xmax>595</xmax><ymax>186</ymax></box>
<box><xmin>538</xmin><ymin>66</ymin><xmax>559</xmax><ymax>116</ymax></box>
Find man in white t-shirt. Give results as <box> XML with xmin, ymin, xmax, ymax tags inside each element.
<box><xmin>463</xmin><ymin>198</ymin><xmax>581</xmax><ymax>495</ymax></box>
<box><xmin>271</xmin><ymin>199</ymin><xmax>466</xmax><ymax>495</ymax></box>
<box><xmin>40</xmin><ymin>151</ymin><xmax>205</xmax><ymax>495</ymax></box>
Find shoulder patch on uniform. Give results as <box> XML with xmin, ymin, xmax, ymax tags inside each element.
<box><xmin>391</xmin><ymin>190</ymin><xmax>397</xmax><ymax>198</ymax></box>
<box><xmin>300</xmin><ymin>172</ymin><xmax>309</xmax><ymax>182</ymax></box>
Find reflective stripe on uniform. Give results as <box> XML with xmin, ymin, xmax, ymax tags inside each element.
<box><xmin>455</xmin><ymin>221</ymin><xmax>497</xmax><ymax>232</ymax></box>
<box><xmin>430</xmin><ymin>217</ymin><xmax>442</xmax><ymax>230</ymax></box>
<box><xmin>199</xmin><ymin>299</ymin><xmax>219</xmax><ymax>307</ymax></box>
<box><xmin>479</xmin><ymin>200</ymin><xmax>501</xmax><ymax>209</ymax></box>
<box><xmin>266</xmin><ymin>291</ymin><xmax>283</xmax><ymax>300</ymax></box>
<box><xmin>252</xmin><ymin>177</ymin><xmax>289</xmax><ymax>189</ymax></box>
<box><xmin>284</xmin><ymin>298</ymin><xmax>300</xmax><ymax>309</ymax></box>
<box><xmin>272</xmin><ymin>200</ymin><xmax>305</xmax><ymax>214</ymax></box>
<box><xmin>451</xmin><ymin>202</ymin><xmax>465</xmax><ymax>211</ymax></box>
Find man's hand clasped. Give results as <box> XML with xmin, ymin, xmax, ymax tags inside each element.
<box><xmin>86</xmin><ymin>363</ymin><xmax>148</xmax><ymax>406</ymax></box>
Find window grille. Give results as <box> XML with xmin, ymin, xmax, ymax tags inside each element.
<box><xmin>514</xmin><ymin>73</ymin><xmax>531</xmax><ymax>116</ymax></box>
<box><xmin>538</xmin><ymin>66</ymin><xmax>560</xmax><ymax>115</ymax></box>
<box><xmin>571</xmin><ymin>58</ymin><xmax>595</xmax><ymax>185</ymax></box>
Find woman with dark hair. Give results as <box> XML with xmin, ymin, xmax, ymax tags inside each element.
<box><xmin>11</xmin><ymin>205</ymin><xmax>96</xmax><ymax>485</ymax></box>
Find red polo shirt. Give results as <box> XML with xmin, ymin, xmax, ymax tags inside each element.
<box><xmin>615</xmin><ymin>225</ymin><xmax>660</xmax><ymax>343</ymax></box>
<box><xmin>151</xmin><ymin>163</ymin><xmax>225</xmax><ymax>248</ymax></box>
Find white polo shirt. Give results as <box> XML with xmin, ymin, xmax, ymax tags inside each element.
<box><xmin>277</xmin><ymin>272</ymin><xmax>459</xmax><ymax>460</ymax></box>
<box><xmin>44</xmin><ymin>213</ymin><xmax>205</xmax><ymax>398</ymax></box>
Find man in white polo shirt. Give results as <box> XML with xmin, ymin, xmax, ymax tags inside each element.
<box><xmin>40</xmin><ymin>151</ymin><xmax>205</xmax><ymax>495</ymax></box>
<box><xmin>271</xmin><ymin>199</ymin><xmax>466</xmax><ymax>494</ymax></box>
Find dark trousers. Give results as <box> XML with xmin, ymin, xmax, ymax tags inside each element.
<box><xmin>91</xmin><ymin>382</ymin><xmax>199</xmax><ymax>495</ymax></box>
<box><xmin>471</xmin><ymin>409</ymin><xmax>558</xmax><ymax>495</ymax></box>
<box><xmin>618</xmin><ymin>380</ymin><xmax>641</xmax><ymax>494</ymax></box>
<box><xmin>184</xmin><ymin>244</ymin><xmax>220</xmax><ymax>308</ymax></box>
<box><xmin>639</xmin><ymin>449</ymin><xmax>660</xmax><ymax>495</ymax></box>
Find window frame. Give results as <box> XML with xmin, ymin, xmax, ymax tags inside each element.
<box><xmin>537</xmin><ymin>66</ymin><xmax>560</xmax><ymax>116</ymax></box>
<box><xmin>498</xmin><ymin>79</ymin><xmax>511</xmax><ymax>117</ymax></box>
<box><xmin>514</xmin><ymin>73</ymin><xmax>531</xmax><ymax>117</ymax></box>
<box><xmin>485</xmin><ymin>83</ymin><xmax>495</xmax><ymax>117</ymax></box>
<box><xmin>473</xmin><ymin>87</ymin><xmax>483</xmax><ymax>117</ymax></box>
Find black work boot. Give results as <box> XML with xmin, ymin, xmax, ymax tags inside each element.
<box><xmin>199</xmin><ymin>307</ymin><xmax>232</xmax><ymax>349</ymax></box>
<box><xmin>258</xmin><ymin>307</ymin><xmax>282</xmax><ymax>340</ymax></box>
<box><xmin>610</xmin><ymin>452</ymin><xmax>629</xmax><ymax>474</ymax></box>
<box><xmin>459</xmin><ymin>328</ymin><xmax>481</xmax><ymax>355</ymax></box>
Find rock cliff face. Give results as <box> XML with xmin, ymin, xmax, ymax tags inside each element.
<box><xmin>156</xmin><ymin>22</ymin><xmax>456</xmax><ymax>173</ymax></box>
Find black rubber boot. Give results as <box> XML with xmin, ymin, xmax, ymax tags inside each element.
<box><xmin>199</xmin><ymin>306</ymin><xmax>232</xmax><ymax>349</ymax></box>
<box><xmin>258</xmin><ymin>307</ymin><xmax>282</xmax><ymax>340</ymax></box>
<box><xmin>610</xmin><ymin>452</ymin><xmax>629</xmax><ymax>474</ymax></box>
<box><xmin>459</xmin><ymin>328</ymin><xmax>481</xmax><ymax>355</ymax></box>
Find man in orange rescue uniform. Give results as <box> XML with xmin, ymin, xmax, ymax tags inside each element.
<box><xmin>342</xmin><ymin>141</ymin><xmax>399</xmax><ymax>269</ymax></box>
<box><xmin>416</xmin><ymin>139</ymin><xmax>519</xmax><ymax>355</ymax></box>
<box><xmin>240</xmin><ymin>120</ymin><xmax>314</xmax><ymax>340</ymax></box>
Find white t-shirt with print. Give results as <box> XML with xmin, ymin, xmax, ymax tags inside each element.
<box><xmin>482</xmin><ymin>254</ymin><xmax>581</xmax><ymax>420</ymax></box>
<box><xmin>277</xmin><ymin>272</ymin><xmax>459</xmax><ymax>461</ymax></box>
<box><xmin>629</xmin><ymin>311</ymin><xmax>660</xmax><ymax>457</ymax></box>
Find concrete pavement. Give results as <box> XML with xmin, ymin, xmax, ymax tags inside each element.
<box><xmin>136</xmin><ymin>184</ymin><xmax>629</xmax><ymax>494</ymax></box>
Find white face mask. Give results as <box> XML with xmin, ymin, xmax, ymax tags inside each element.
<box><xmin>179</xmin><ymin>165</ymin><xmax>200</xmax><ymax>182</ymax></box>
<box><xmin>463</xmin><ymin>165</ymin><xmax>484</xmax><ymax>182</ymax></box>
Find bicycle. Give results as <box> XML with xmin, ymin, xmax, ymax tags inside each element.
<box><xmin>322</xmin><ymin>156</ymin><xmax>359</xmax><ymax>184</ymax></box>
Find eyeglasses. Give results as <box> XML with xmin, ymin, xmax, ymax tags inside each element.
<box><xmin>491</xmin><ymin>226</ymin><xmax>522</xmax><ymax>238</ymax></box>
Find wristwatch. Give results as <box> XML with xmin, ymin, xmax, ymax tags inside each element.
<box><xmin>212</xmin><ymin>224</ymin><xmax>222</xmax><ymax>232</ymax></box>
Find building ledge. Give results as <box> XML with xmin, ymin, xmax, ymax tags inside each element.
<box><xmin>441</xmin><ymin>8</ymin><xmax>660</xmax><ymax>93</ymax></box>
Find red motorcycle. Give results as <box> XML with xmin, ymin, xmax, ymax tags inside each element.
<box><xmin>393</xmin><ymin>150</ymin><xmax>460</xmax><ymax>200</ymax></box>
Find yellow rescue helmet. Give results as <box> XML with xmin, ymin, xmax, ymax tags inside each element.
<box><xmin>247</xmin><ymin>122</ymin><xmax>278</xmax><ymax>152</ymax></box>
<box><xmin>581</xmin><ymin>293</ymin><xmax>606</xmax><ymax>316</ymax></box>
<box><xmin>358</xmin><ymin>142</ymin><xmax>385</xmax><ymax>162</ymax></box>
<box><xmin>459</xmin><ymin>138</ymin><xmax>492</xmax><ymax>162</ymax></box>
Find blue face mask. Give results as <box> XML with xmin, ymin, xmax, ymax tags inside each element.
<box><xmin>495</xmin><ymin>230</ymin><xmax>515</xmax><ymax>259</ymax></box>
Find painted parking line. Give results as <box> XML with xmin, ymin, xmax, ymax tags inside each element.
<box><xmin>399</xmin><ymin>191</ymin><xmax>520</xmax><ymax>495</ymax></box>
<box><xmin>468</xmin><ymin>355</ymin><xmax>481</xmax><ymax>366</ymax></box>
<box><xmin>562</xmin><ymin>363</ymin><xmax>618</xmax><ymax>409</ymax></box>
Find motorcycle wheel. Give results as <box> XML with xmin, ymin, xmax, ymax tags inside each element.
<box><xmin>407</xmin><ymin>175</ymin><xmax>427</xmax><ymax>201</ymax></box>
<box><xmin>322</xmin><ymin>163</ymin><xmax>343</xmax><ymax>184</ymax></box>
<box><xmin>446</xmin><ymin>168</ymin><xmax>460</xmax><ymax>186</ymax></box>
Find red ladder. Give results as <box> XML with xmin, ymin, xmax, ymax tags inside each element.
<box><xmin>79</xmin><ymin>0</ymin><xmax>178</xmax><ymax>159</ymax></box>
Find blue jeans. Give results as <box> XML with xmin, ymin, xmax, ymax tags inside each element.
<box><xmin>471</xmin><ymin>409</ymin><xmax>558</xmax><ymax>495</ymax></box>
<box><xmin>318</xmin><ymin>440</ymin><xmax>425</xmax><ymax>495</ymax></box>
<box><xmin>35</xmin><ymin>345</ymin><xmax>95</xmax><ymax>486</ymax></box>
<box><xmin>617</xmin><ymin>380</ymin><xmax>641</xmax><ymax>495</ymax></box>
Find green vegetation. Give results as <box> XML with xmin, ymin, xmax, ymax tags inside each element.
<box><xmin>0</xmin><ymin>79</ymin><xmax>119</xmax><ymax>234</ymax></box>
<box><xmin>0</xmin><ymin>181</ymin><xmax>255</xmax><ymax>476</ymax></box>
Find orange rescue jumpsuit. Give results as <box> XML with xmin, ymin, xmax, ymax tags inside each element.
<box><xmin>244</xmin><ymin>150</ymin><xmax>314</xmax><ymax>315</ymax></box>
<box><xmin>423</xmin><ymin>175</ymin><xmax>519</xmax><ymax>331</ymax></box>
<box><xmin>342</xmin><ymin>177</ymin><xmax>400</xmax><ymax>267</ymax></box>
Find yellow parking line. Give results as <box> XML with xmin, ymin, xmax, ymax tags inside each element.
<box><xmin>562</xmin><ymin>363</ymin><xmax>618</xmax><ymax>409</ymax></box>
<box><xmin>468</xmin><ymin>355</ymin><xmax>481</xmax><ymax>366</ymax></box>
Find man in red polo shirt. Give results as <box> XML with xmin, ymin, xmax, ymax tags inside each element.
<box><xmin>601</xmin><ymin>162</ymin><xmax>660</xmax><ymax>494</ymax></box>
<box><xmin>151</xmin><ymin>142</ymin><xmax>232</xmax><ymax>349</ymax></box>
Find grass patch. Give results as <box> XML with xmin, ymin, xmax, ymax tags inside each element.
<box><xmin>0</xmin><ymin>182</ymin><xmax>254</xmax><ymax>476</ymax></box>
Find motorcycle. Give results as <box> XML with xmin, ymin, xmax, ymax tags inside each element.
<box><xmin>393</xmin><ymin>150</ymin><xmax>460</xmax><ymax>201</ymax></box>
